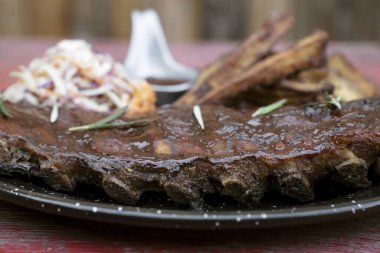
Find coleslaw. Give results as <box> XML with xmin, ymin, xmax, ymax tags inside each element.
<box><xmin>3</xmin><ymin>40</ymin><xmax>156</xmax><ymax>122</ymax></box>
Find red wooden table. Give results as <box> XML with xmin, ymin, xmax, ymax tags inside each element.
<box><xmin>0</xmin><ymin>38</ymin><xmax>380</xmax><ymax>253</ymax></box>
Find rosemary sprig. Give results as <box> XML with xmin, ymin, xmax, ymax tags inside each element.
<box><xmin>193</xmin><ymin>105</ymin><xmax>205</xmax><ymax>130</ymax></box>
<box><xmin>68</xmin><ymin>119</ymin><xmax>151</xmax><ymax>132</ymax></box>
<box><xmin>68</xmin><ymin>106</ymin><xmax>130</xmax><ymax>132</ymax></box>
<box><xmin>319</xmin><ymin>93</ymin><xmax>342</xmax><ymax>110</ymax></box>
<box><xmin>252</xmin><ymin>99</ymin><xmax>287</xmax><ymax>117</ymax></box>
<box><xmin>91</xmin><ymin>106</ymin><xmax>129</xmax><ymax>126</ymax></box>
<box><xmin>0</xmin><ymin>93</ymin><xmax>12</xmax><ymax>119</ymax></box>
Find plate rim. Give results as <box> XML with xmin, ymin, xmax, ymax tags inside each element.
<box><xmin>1</xmin><ymin>176</ymin><xmax>380</xmax><ymax>229</ymax></box>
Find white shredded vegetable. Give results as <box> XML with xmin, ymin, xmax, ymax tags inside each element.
<box><xmin>3</xmin><ymin>40</ymin><xmax>144</xmax><ymax>114</ymax></box>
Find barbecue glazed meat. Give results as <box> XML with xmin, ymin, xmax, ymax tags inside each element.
<box><xmin>1</xmin><ymin>98</ymin><xmax>380</xmax><ymax>208</ymax></box>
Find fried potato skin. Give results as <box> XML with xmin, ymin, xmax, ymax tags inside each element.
<box><xmin>199</xmin><ymin>31</ymin><xmax>328</xmax><ymax>104</ymax></box>
<box><xmin>327</xmin><ymin>53</ymin><xmax>379</xmax><ymax>101</ymax></box>
<box><xmin>176</xmin><ymin>12</ymin><xmax>294</xmax><ymax>106</ymax></box>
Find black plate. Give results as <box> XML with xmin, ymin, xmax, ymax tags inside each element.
<box><xmin>1</xmin><ymin>176</ymin><xmax>380</xmax><ymax>229</ymax></box>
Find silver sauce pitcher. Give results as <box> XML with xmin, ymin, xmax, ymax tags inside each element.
<box><xmin>124</xmin><ymin>9</ymin><xmax>198</xmax><ymax>105</ymax></box>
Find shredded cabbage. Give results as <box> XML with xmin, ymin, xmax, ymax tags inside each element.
<box><xmin>3</xmin><ymin>40</ymin><xmax>146</xmax><ymax>113</ymax></box>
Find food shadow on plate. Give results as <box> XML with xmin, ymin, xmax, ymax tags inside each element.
<box><xmin>2</xmin><ymin>172</ymin><xmax>379</xmax><ymax>212</ymax></box>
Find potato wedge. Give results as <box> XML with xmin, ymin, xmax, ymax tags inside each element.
<box><xmin>327</xmin><ymin>53</ymin><xmax>378</xmax><ymax>101</ymax></box>
<box><xmin>176</xmin><ymin>12</ymin><xmax>294</xmax><ymax>106</ymax></box>
<box><xmin>226</xmin><ymin>68</ymin><xmax>333</xmax><ymax>106</ymax></box>
<box><xmin>199</xmin><ymin>30</ymin><xmax>328</xmax><ymax>104</ymax></box>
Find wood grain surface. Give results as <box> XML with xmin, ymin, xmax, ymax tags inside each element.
<box><xmin>1</xmin><ymin>0</ymin><xmax>380</xmax><ymax>41</ymax></box>
<box><xmin>0</xmin><ymin>39</ymin><xmax>380</xmax><ymax>253</ymax></box>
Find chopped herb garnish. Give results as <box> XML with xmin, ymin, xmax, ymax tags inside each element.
<box><xmin>50</xmin><ymin>102</ymin><xmax>59</xmax><ymax>123</ymax></box>
<box><xmin>319</xmin><ymin>93</ymin><xmax>342</xmax><ymax>110</ymax></box>
<box><xmin>193</xmin><ymin>105</ymin><xmax>205</xmax><ymax>130</ymax></box>
<box><xmin>252</xmin><ymin>99</ymin><xmax>287</xmax><ymax>117</ymax></box>
<box><xmin>68</xmin><ymin>119</ymin><xmax>151</xmax><ymax>132</ymax></box>
<box><xmin>0</xmin><ymin>93</ymin><xmax>12</xmax><ymax>119</ymax></box>
<box><xmin>68</xmin><ymin>106</ymin><xmax>150</xmax><ymax>132</ymax></box>
<box><xmin>90</xmin><ymin>106</ymin><xmax>128</xmax><ymax>126</ymax></box>
<box><xmin>69</xmin><ymin>106</ymin><xmax>127</xmax><ymax>132</ymax></box>
<box><xmin>68</xmin><ymin>106</ymin><xmax>127</xmax><ymax>132</ymax></box>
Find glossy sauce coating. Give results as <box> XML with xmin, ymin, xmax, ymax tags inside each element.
<box><xmin>1</xmin><ymin>99</ymin><xmax>380</xmax><ymax>171</ymax></box>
